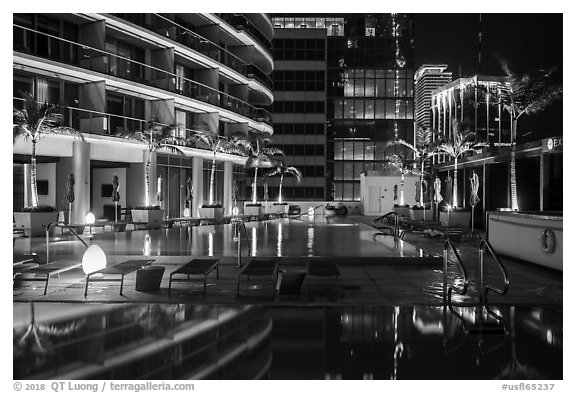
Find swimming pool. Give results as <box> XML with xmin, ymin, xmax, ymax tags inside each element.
<box><xmin>14</xmin><ymin>302</ymin><xmax>562</xmax><ymax>380</ymax></box>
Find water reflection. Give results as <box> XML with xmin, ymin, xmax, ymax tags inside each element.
<box><xmin>14</xmin><ymin>304</ymin><xmax>562</xmax><ymax>380</ymax></box>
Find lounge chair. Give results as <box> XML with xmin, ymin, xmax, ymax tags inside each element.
<box><xmin>168</xmin><ymin>258</ymin><xmax>219</xmax><ymax>297</ymax></box>
<box><xmin>305</xmin><ymin>258</ymin><xmax>342</xmax><ymax>294</ymax></box>
<box><xmin>13</xmin><ymin>259</ymin><xmax>82</xmax><ymax>295</ymax></box>
<box><xmin>84</xmin><ymin>259</ymin><xmax>155</xmax><ymax>296</ymax></box>
<box><xmin>236</xmin><ymin>258</ymin><xmax>278</xmax><ymax>298</ymax></box>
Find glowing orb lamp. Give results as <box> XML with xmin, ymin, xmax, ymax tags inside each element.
<box><xmin>85</xmin><ymin>212</ymin><xmax>96</xmax><ymax>224</ymax></box>
<box><xmin>183</xmin><ymin>207</ymin><xmax>190</xmax><ymax>217</ymax></box>
<box><xmin>308</xmin><ymin>207</ymin><xmax>314</xmax><ymax>217</ymax></box>
<box><xmin>82</xmin><ymin>244</ymin><xmax>107</xmax><ymax>275</ymax></box>
<box><xmin>232</xmin><ymin>206</ymin><xmax>239</xmax><ymax>215</ymax></box>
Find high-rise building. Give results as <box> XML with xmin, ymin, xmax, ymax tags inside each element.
<box><xmin>272</xmin><ymin>14</ymin><xmax>415</xmax><ymax>202</ymax></box>
<box><xmin>414</xmin><ymin>64</ymin><xmax>452</xmax><ymax>132</ymax></box>
<box><xmin>13</xmin><ymin>13</ymin><xmax>274</xmax><ymax>219</ymax></box>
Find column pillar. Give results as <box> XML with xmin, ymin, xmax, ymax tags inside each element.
<box><xmin>72</xmin><ymin>140</ymin><xmax>90</xmax><ymax>224</ymax></box>
<box><xmin>223</xmin><ymin>161</ymin><xmax>233</xmax><ymax>215</ymax></box>
<box><xmin>192</xmin><ymin>156</ymin><xmax>204</xmax><ymax>218</ymax></box>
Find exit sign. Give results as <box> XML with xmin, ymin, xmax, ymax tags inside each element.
<box><xmin>543</xmin><ymin>137</ymin><xmax>563</xmax><ymax>152</ymax></box>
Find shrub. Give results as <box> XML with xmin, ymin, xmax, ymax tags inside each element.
<box><xmin>21</xmin><ymin>205</ymin><xmax>56</xmax><ymax>213</ymax></box>
<box><xmin>133</xmin><ymin>205</ymin><xmax>161</xmax><ymax>210</ymax></box>
<box><xmin>201</xmin><ymin>204</ymin><xmax>223</xmax><ymax>208</ymax></box>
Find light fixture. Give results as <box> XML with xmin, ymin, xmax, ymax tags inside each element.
<box><xmin>85</xmin><ymin>212</ymin><xmax>95</xmax><ymax>225</ymax></box>
<box><xmin>232</xmin><ymin>206</ymin><xmax>239</xmax><ymax>215</ymax></box>
<box><xmin>308</xmin><ymin>207</ymin><xmax>315</xmax><ymax>217</ymax></box>
<box><xmin>82</xmin><ymin>244</ymin><xmax>107</xmax><ymax>275</ymax></box>
<box><xmin>183</xmin><ymin>207</ymin><xmax>190</xmax><ymax>217</ymax></box>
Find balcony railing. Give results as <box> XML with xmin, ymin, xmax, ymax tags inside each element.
<box><xmin>216</xmin><ymin>14</ymin><xmax>273</xmax><ymax>54</ymax></box>
<box><xmin>109</xmin><ymin>13</ymin><xmax>273</xmax><ymax>90</ymax></box>
<box><xmin>13</xmin><ymin>24</ymin><xmax>272</xmax><ymax>125</ymax></box>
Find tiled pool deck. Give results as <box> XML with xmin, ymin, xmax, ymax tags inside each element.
<box><xmin>13</xmin><ymin>216</ymin><xmax>562</xmax><ymax>307</ymax></box>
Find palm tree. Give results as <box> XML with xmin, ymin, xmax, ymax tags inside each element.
<box><xmin>13</xmin><ymin>93</ymin><xmax>84</xmax><ymax>208</ymax></box>
<box><xmin>267</xmin><ymin>160</ymin><xmax>302</xmax><ymax>204</ymax></box>
<box><xmin>436</xmin><ymin>121</ymin><xmax>487</xmax><ymax>208</ymax></box>
<box><xmin>385</xmin><ymin>153</ymin><xmax>419</xmax><ymax>206</ymax></box>
<box><xmin>389</xmin><ymin>126</ymin><xmax>441</xmax><ymax>207</ymax></box>
<box><xmin>118</xmin><ymin>121</ymin><xmax>187</xmax><ymax>206</ymax></box>
<box><xmin>496</xmin><ymin>61</ymin><xmax>562</xmax><ymax>210</ymax></box>
<box><xmin>190</xmin><ymin>127</ymin><xmax>246</xmax><ymax>206</ymax></box>
<box><xmin>240</xmin><ymin>132</ymin><xmax>284</xmax><ymax>205</ymax></box>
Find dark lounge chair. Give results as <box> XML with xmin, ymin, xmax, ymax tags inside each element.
<box><xmin>236</xmin><ymin>258</ymin><xmax>278</xmax><ymax>298</ymax></box>
<box><xmin>13</xmin><ymin>260</ymin><xmax>82</xmax><ymax>295</ymax></box>
<box><xmin>168</xmin><ymin>258</ymin><xmax>219</xmax><ymax>297</ymax></box>
<box><xmin>84</xmin><ymin>259</ymin><xmax>155</xmax><ymax>296</ymax></box>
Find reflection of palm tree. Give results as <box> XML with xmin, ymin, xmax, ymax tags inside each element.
<box><xmin>389</xmin><ymin>127</ymin><xmax>441</xmax><ymax>207</ymax></box>
<box><xmin>13</xmin><ymin>93</ymin><xmax>84</xmax><ymax>208</ymax></box>
<box><xmin>436</xmin><ymin>121</ymin><xmax>487</xmax><ymax>208</ymax></box>
<box><xmin>190</xmin><ymin>126</ymin><xmax>246</xmax><ymax>206</ymax></box>
<box><xmin>118</xmin><ymin>121</ymin><xmax>187</xmax><ymax>206</ymax></box>
<box><xmin>385</xmin><ymin>154</ymin><xmax>419</xmax><ymax>206</ymax></box>
<box><xmin>239</xmin><ymin>133</ymin><xmax>283</xmax><ymax>205</ymax></box>
<box><xmin>267</xmin><ymin>160</ymin><xmax>302</xmax><ymax>204</ymax></box>
<box><xmin>494</xmin><ymin>61</ymin><xmax>562</xmax><ymax>210</ymax></box>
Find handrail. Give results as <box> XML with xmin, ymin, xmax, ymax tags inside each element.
<box><xmin>372</xmin><ymin>212</ymin><xmax>400</xmax><ymax>237</ymax></box>
<box><xmin>46</xmin><ymin>222</ymin><xmax>88</xmax><ymax>264</ymax></box>
<box><xmin>289</xmin><ymin>204</ymin><xmax>325</xmax><ymax>220</ymax></box>
<box><xmin>443</xmin><ymin>238</ymin><xmax>469</xmax><ymax>304</ymax></box>
<box><xmin>231</xmin><ymin>217</ymin><xmax>251</xmax><ymax>267</ymax></box>
<box><xmin>478</xmin><ymin>238</ymin><xmax>509</xmax><ymax>304</ymax></box>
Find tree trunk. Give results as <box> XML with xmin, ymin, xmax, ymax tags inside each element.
<box><xmin>400</xmin><ymin>173</ymin><xmax>405</xmax><ymax>206</ymax></box>
<box><xmin>209</xmin><ymin>153</ymin><xmax>216</xmax><ymax>205</ymax></box>
<box><xmin>420</xmin><ymin>161</ymin><xmax>425</xmax><ymax>207</ymax></box>
<box><xmin>510</xmin><ymin>119</ymin><xmax>519</xmax><ymax>210</ymax></box>
<box><xmin>252</xmin><ymin>166</ymin><xmax>258</xmax><ymax>204</ymax></box>
<box><xmin>453</xmin><ymin>157</ymin><xmax>459</xmax><ymax>207</ymax></box>
<box><xmin>145</xmin><ymin>159</ymin><xmax>151</xmax><ymax>206</ymax></box>
<box><xmin>278</xmin><ymin>173</ymin><xmax>284</xmax><ymax>204</ymax></box>
<box><xmin>30</xmin><ymin>139</ymin><xmax>39</xmax><ymax>207</ymax></box>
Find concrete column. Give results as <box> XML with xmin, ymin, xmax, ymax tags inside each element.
<box><xmin>223</xmin><ymin>161</ymin><xmax>233</xmax><ymax>215</ymax></box>
<box><xmin>192</xmin><ymin>156</ymin><xmax>204</xmax><ymax>217</ymax></box>
<box><xmin>72</xmin><ymin>140</ymin><xmax>90</xmax><ymax>224</ymax></box>
<box><xmin>540</xmin><ymin>153</ymin><xmax>550</xmax><ymax>211</ymax></box>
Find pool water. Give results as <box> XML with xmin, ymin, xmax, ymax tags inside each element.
<box><xmin>14</xmin><ymin>303</ymin><xmax>561</xmax><ymax>380</ymax></box>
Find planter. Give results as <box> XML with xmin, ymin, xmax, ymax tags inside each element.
<box><xmin>197</xmin><ymin>206</ymin><xmax>224</xmax><ymax>224</ymax></box>
<box><xmin>269</xmin><ymin>203</ymin><xmax>289</xmax><ymax>215</ymax></box>
<box><xmin>439</xmin><ymin>211</ymin><xmax>471</xmax><ymax>227</ymax></box>
<box><xmin>244</xmin><ymin>204</ymin><xmax>264</xmax><ymax>218</ymax></box>
<box><xmin>135</xmin><ymin>266</ymin><xmax>165</xmax><ymax>291</ymax></box>
<box><xmin>14</xmin><ymin>211</ymin><xmax>58</xmax><ymax>237</ymax></box>
<box><xmin>410</xmin><ymin>209</ymin><xmax>425</xmax><ymax>221</ymax></box>
<box><xmin>131</xmin><ymin>209</ymin><xmax>164</xmax><ymax>229</ymax></box>
<box><xmin>394</xmin><ymin>206</ymin><xmax>411</xmax><ymax>218</ymax></box>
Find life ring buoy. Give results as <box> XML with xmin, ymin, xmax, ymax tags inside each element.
<box><xmin>540</xmin><ymin>229</ymin><xmax>556</xmax><ymax>254</ymax></box>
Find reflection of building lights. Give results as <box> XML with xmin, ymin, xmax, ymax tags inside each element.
<box><xmin>251</xmin><ymin>227</ymin><xmax>257</xmax><ymax>256</ymax></box>
<box><xmin>277</xmin><ymin>222</ymin><xmax>283</xmax><ymax>257</ymax></box>
<box><xmin>307</xmin><ymin>226</ymin><xmax>315</xmax><ymax>256</ymax></box>
<box><xmin>546</xmin><ymin>330</ymin><xmax>553</xmax><ymax>344</ymax></box>
<box><xmin>143</xmin><ymin>234</ymin><xmax>151</xmax><ymax>256</ymax></box>
<box><xmin>308</xmin><ymin>207</ymin><xmax>314</xmax><ymax>216</ymax></box>
<box><xmin>208</xmin><ymin>232</ymin><xmax>214</xmax><ymax>256</ymax></box>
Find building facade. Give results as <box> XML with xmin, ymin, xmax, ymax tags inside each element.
<box><xmin>13</xmin><ymin>13</ymin><xmax>274</xmax><ymax>220</ymax></box>
<box><xmin>414</xmin><ymin>64</ymin><xmax>452</xmax><ymax>132</ymax></box>
<box><xmin>272</xmin><ymin>14</ymin><xmax>415</xmax><ymax>202</ymax></box>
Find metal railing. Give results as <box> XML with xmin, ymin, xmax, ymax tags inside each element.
<box><xmin>443</xmin><ymin>238</ymin><xmax>469</xmax><ymax>305</ymax></box>
<box><xmin>372</xmin><ymin>212</ymin><xmax>401</xmax><ymax>238</ymax></box>
<box><xmin>231</xmin><ymin>217</ymin><xmax>251</xmax><ymax>267</ymax></box>
<box><xmin>46</xmin><ymin>222</ymin><xmax>88</xmax><ymax>264</ymax></box>
<box><xmin>478</xmin><ymin>238</ymin><xmax>510</xmax><ymax>304</ymax></box>
<box><xmin>13</xmin><ymin>24</ymin><xmax>272</xmax><ymax>125</ymax></box>
<box><xmin>216</xmin><ymin>14</ymin><xmax>273</xmax><ymax>53</ymax></box>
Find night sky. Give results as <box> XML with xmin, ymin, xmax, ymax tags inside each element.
<box><xmin>413</xmin><ymin>13</ymin><xmax>563</xmax><ymax>141</ymax></box>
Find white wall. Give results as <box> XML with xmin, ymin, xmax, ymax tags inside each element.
<box><xmin>91</xmin><ymin>168</ymin><xmax>126</xmax><ymax>219</ymax></box>
<box><xmin>360</xmin><ymin>173</ymin><xmax>420</xmax><ymax>216</ymax></box>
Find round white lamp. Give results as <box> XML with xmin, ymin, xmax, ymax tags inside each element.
<box><xmin>82</xmin><ymin>244</ymin><xmax>107</xmax><ymax>275</ymax></box>
<box><xmin>85</xmin><ymin>212</ymin><xmax>95</xmax><ymax>225</ymax></box>
<box><xmin>183</xmin><ymin>207</ymin><xmax>190</xmax><ymax>217</ymax></box>
<box><xmin>232</xmin><ymin>206</ymin><xmax>239</xmax><ymax>215</ymax></box>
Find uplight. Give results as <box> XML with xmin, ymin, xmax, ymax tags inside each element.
<box><xmin>183</xmin><ymin>207</ymin><xmax>190</xmax><ymax>217</ymax></box>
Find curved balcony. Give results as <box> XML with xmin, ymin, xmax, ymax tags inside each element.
<box><xmin>216</xmin><ymin>13</ymin><xmax>272</xmax><ymax>55</ymax></box>
<box><xmin>109</xmin><ymin>13</ymin><xmax>273</xmax><ymax>92</ymax></box>
<box><xmin>13</xmin><ymin>24</ymin><xmax>272</xmax><ymax>127</ymax></box>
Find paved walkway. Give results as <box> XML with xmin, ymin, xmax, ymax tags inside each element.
<box><xmin>13</xmin><ymin>216</ymin><xmax>562</xmax><ymax>308</ymax></box>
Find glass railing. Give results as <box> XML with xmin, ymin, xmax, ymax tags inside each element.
<box><xmin>109</xmin><ymin>13</ymin><xmax>273</xmax><ymax>90</ymax></box>
<box><xmin>13</xmin><ymin>24</ymin><xmax>272</xmax><ymax>125</ymax></box>
<box><xmin>216</xmin><ymin>14</ymin><xmax>273</xmax><ymax>54</ymax></box>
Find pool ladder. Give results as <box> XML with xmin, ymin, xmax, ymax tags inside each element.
<box><xmin>443</xmin><ymin>237</ymin><xmax>511</xmax><ymax>353</ymax></box>
<box><xmin>231</xmin><ymin>217</ymin><xmax>251</xmax><ymax>267</ymax></box>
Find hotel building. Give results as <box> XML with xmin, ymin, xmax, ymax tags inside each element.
<box><xmin>13</xmin><ymin>13</ymin><xmax>274</xmax><ymax>221</ymax></box>
<box><xmin>414</xmin><ymin>64</ymin><xmax>452</xmax><ymax>133</ymax></box>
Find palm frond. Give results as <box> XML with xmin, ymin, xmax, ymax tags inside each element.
<box><xmin>157</xmin><ymin>144</ymin><xmax>185</xmax><ymax>156</ymax></box>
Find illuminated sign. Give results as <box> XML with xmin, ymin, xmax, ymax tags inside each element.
<box><xmin>543</xmin><ymin>137</ymin><xmax>562</xmax><ymax>152</ymax></box>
